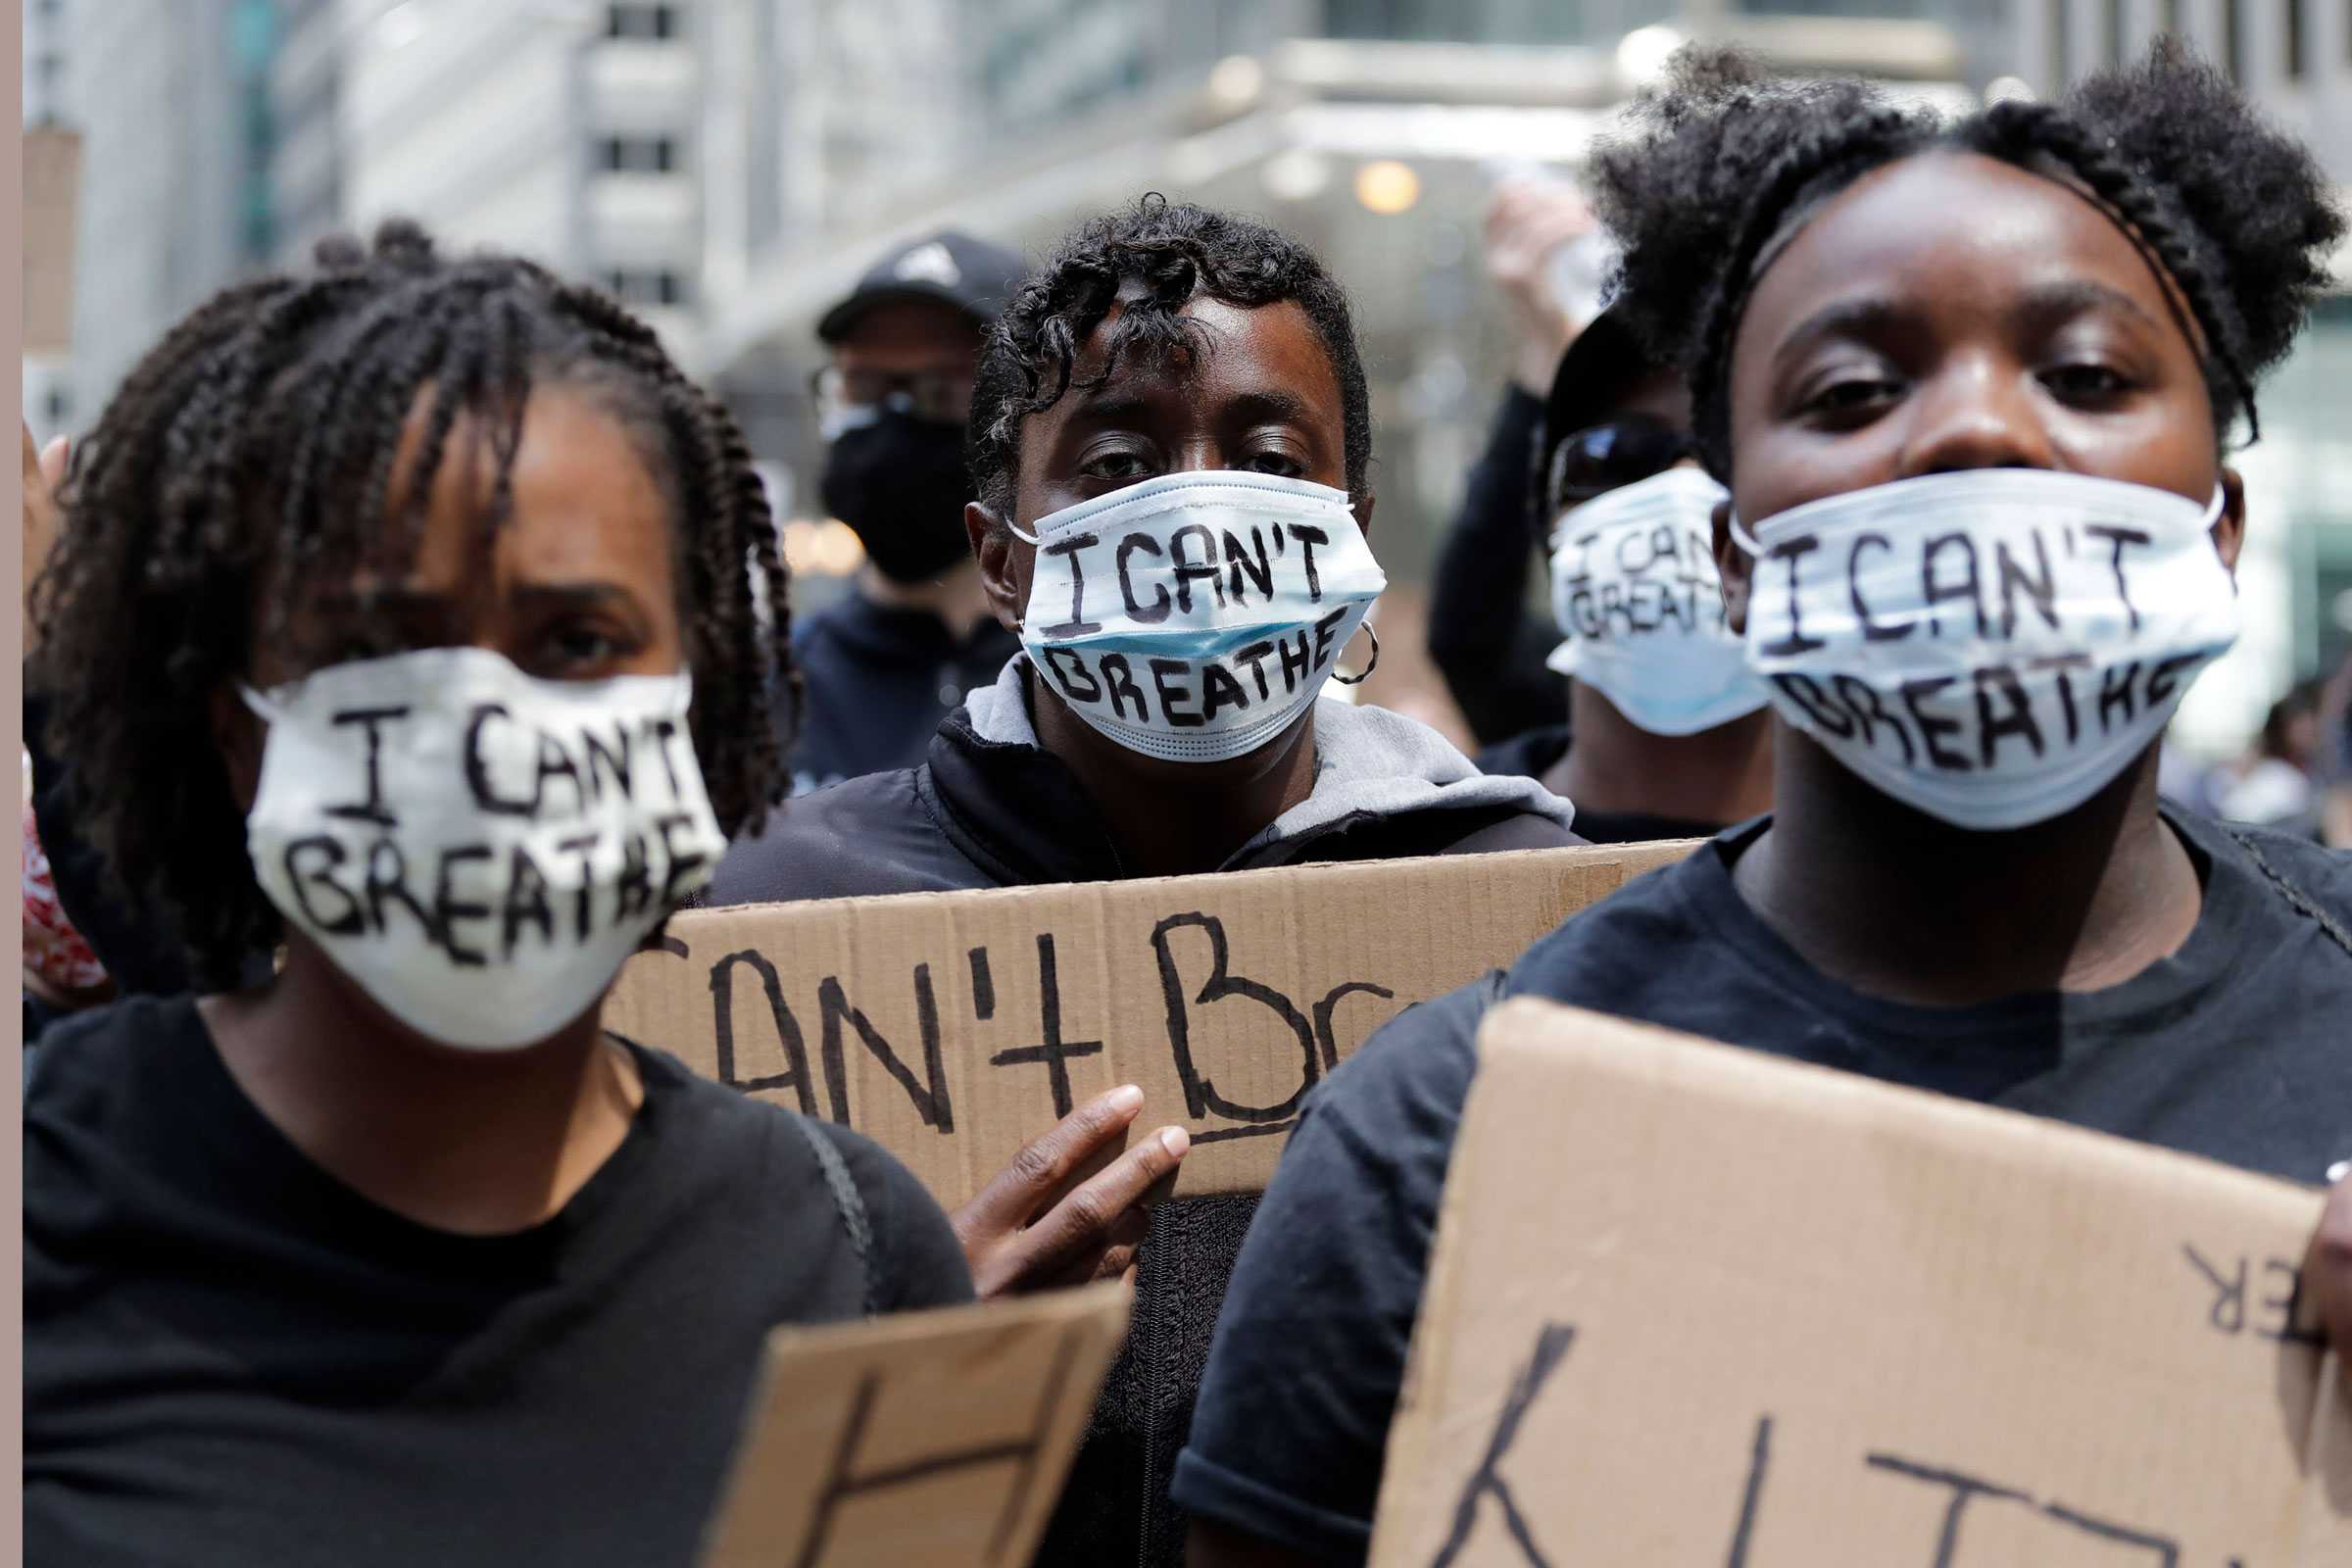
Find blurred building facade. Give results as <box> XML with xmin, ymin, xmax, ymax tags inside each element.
<box><xmin>20</xmin><ymin>0</ymin><xmax>2348</xmax><ymax>748</ymax></box>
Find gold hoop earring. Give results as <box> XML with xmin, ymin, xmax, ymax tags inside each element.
<box><xmin>1333</xmin><ymin>622</ymin><xmax>1381</xmax><ymax>686</ymax></box>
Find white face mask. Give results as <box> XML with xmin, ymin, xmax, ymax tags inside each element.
<box><xmin>1010</xmin><ymin>470</ymin><xmax>1387</xmax><ymax>763</ymax></box>
<box><xmin>1733</xmin><ymin>468</ymin><xmax>2238</xmax><ymax>831</ymax></box>
<box><xmin>1545</xmin><ymin>466</ymin><xmax>1769</xmax><ymax>736</ymax></box>
<box><xmin>242</xmin><ymin>646</ymin><xmax>727</xmax><ymax>1051</ymax></box>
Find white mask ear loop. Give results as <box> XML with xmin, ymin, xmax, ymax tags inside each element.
<box><xmin>1004</xmin><ymin>518</ymin><xmax>1040</xmax><ymax>546</ymax></box>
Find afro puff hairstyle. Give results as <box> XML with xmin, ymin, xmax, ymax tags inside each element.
<box><xmin>28</xmin><ymin>220</ymin><xmax>792</xmax><ymax>989</ymax></box>
<box><xmin>1587</xmin><ymin>37</ymin><xmax>2346</xmax><ymax>479</ymax></box>
<box><xmin>966</xmin><ymin>194</ymin><xmax>1373</xmax><ymax>522</ymax></box>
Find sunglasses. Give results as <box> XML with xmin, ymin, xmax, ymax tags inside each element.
<box><xmin>1544</xmin><ymin>415</ymin><xmax>1693</xmax><ymax>516</ymax></box>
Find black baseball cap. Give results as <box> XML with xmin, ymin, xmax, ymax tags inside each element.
<box><xmin>1540</xmin><ymin>306</ymin><xmax>1659</xmax><ymax>454</ymax></box>
<box><xmin>816</xmin><ymin>230</ymin><xmax>1029</xmax><ymax>344</ymax></box>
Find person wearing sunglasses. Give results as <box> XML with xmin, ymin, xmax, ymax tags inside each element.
<box><xmin>784</xmin><ymin>231</ymin><xmax>1029</xmax><ymax>795</ymax></box>
<box><xmin>1473</xmin><ymin>307</ymin><xmax>1773</xmax><ymax>843</ymax></box>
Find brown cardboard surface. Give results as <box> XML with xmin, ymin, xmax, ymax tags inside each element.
<box><xmin>22</xmin><ymin>127</ymin><xmax>79</xmax><ymax>354</ymax></box>
<box><xmin>1367</xmin><ymin>1000</ymin><xmax>2352</xmax><ymax>1566</ymax></box>
<box><xmin>699</xmin><ymin>1280</ymin><xmax>1130</xmax><ymax>1568</ymax></box>
<box><xmin>611</xmin><ymin>841</ymin><xmax>1695</xmax><ymax>1204</ymax></box>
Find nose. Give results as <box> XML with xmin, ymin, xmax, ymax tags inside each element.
<box><xmin>1894</xmin><ymin>352</ymin><xmax>2058</xmax><ymax>478</ymax></box>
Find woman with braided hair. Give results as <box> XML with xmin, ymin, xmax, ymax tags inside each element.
<box><xmin>24</xmin><ymin>221</ymin><xmax>974</xmax><ymax>1567</ymax></box>
<box><xmin>1182</xmin><ymin>42</ymin><xmax>2352</xmax><ymax>1565</ymax></box>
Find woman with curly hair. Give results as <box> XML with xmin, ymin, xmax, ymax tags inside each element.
<box><xmin>24</xmin><ymin>222</ymin><xmax>974</xmax><ymax>1567</ymax></box>
<box><xmin>1182</xmin><ymin>41</ymin><xmax>2352</xmax><ymax>1565</ymax></box>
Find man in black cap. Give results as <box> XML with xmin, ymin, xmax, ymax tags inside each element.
<box><xmin>785</xmin><ymin>230</ymin><xmax>1029</xmax><ymax>794</ymax></box>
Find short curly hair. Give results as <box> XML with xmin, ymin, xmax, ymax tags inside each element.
<box><xmin>966</xmin><ymin>194</ymin><xmax>1373</xmax><ymax>520</ymax></box>
<box><xmin>1587</xmin><ymin>37</ymin><xmax>2346</xmax><ymax>478</ymax></box>
<box><xmin>28</xmin><ymin>220</ymin><xmax>793</xmax><ymax>989</ymax></box>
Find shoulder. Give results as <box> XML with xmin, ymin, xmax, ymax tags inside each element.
<box><xmin>703</xmin><ymin>768</ymin><xmax>966</xmax><ymax>906</ymax></box>
<box><xmin>2205</xmin><ymin>816</ymin><xmax>2352</xmax><ymax>909</ymax></box>
<box><xmin>1313</xmin><ymin>973</ymin><xmax>1499</xmax><ymax>1154</ymax></box>
<box><xmin>25</xmin><ymin>993</ymin><xmax>203</xmax><ymax>1118</ymax></box>
<box><xmin>1505</xmin><ymin>835</ymin><xmax>1717</xmax><ymax>991</ymax></box>
<box><xmin>800</xmin><ymin>1117</ymin><xmax>977</xmax><ymax>1311</ymax></box>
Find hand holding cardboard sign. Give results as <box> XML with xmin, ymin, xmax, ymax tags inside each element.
<box><xmin>953</xmin><ymin>1084</ymin><xmax>1191</xmax><ymax>1297</ymax></box>
<box><xmin>2320</xmin><ymin>1169</ymin><xmax>2352</xmax><ymax>1398</ymax></box>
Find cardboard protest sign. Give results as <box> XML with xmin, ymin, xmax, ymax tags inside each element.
<box><xmin>700</xmin><ymin>1280</ymin><xmax>1130</xmax><ymax>1568</ymax></box>
<box><xmin>1367</xmin><ymin>1000</ymin><xmax>2351</xmax><ymax>1566</ymax></box>
<box><xmin>24</xmin><ymin>127</ymin><xmax>82</xmax><ymax>354</ymax></box>
<box><xmin>609</xmin><ymin>841</ymin><xmax>1695</xmax><ymax>1204</ymax></box>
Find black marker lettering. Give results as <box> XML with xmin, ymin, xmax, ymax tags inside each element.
<box><xmin>1100</xmin><ymin>655</ymin><xmax>1149</xmax><ymax>723</ymax></box>
<box><xmin>708</xmin><ymin>949</ymin><xmax>815</xmax><ymax>1111</ymax></box>
<box><xmin>1115</xmin><ymin>533</ymin><xmax>1169</xmax><ymax>624</ymax></box>
<box><xmin>1723</xmin><ymin>1416</ymin><xmax>1774</xmax><ymax>1568</ymax></box>
<box><xmin>1225</xmin><ymin>527</ymin><xmax>1274</xmax><ymax>604</ymax></box>
<box><xmin>1234</xmin><ymin>640</ymin><xmax>1276</xmax><ymax>701</ymax></box>
<box><xmin>989</xmin><ymin>934</ymin><xmax>1103</xmax><ymax>1120</ymax></box>
<box><xmin>1830</xmin><ymin>674</ymin><xmax>1914</xmax><ymax>763</ymax></box>
<box><xmin>2098</xmin><ymin>661</ymin><xmax>2141</xmax><ymax>734</ymax></box>
<box><xmin>363</xmin><ymin>838</ymin><xmax>436</xmax><ymax>942</ymax></box>
<box><xmin>2259</xmin><ymin>1257</ymin><xmax>2329</xmax><ymax>1348</ymax></box>
<box><xmin>1311</xmin><ymin>607</ymin><xmax>1347</xmax><ymax>672</ymax></box>
<box><xmin>1152</xmin><ymin>911</ymin><xmax>1319</xmax><ymax>1124</ymax></box>
<box><xmin>322</xmin><ymin>706</ymin><xmax>409</xmax><ymax>825</ymax></box>
<box><xmin>1863</xmin><ymin>1453</ymin><xmax>2032</xmax><ymax>1568</ymax></box>
<box><xmin>1760</xmin><ymin>533</ymin><xmax>1825</xmax><ymax>656</ymax></box>
<box><xmin>1847</xmin><ymin>533</ymin><xmax>1910</xmax><ymax>643</ymax></box>
<box><xmin>1150</xmin><ymin>658</ymin><xmax>1202</xmax><ymax>727</ymax></box>
<box><xmin>1168</xmin><ymin>523</ymin><xmax>1227</xmax><ymax>613</ymax></box>
<box><xmin>1311</xmin><ymin>980</ymin><xmax>1395</xmax><ymax>1072</ymax></box>
<box><xmin>534</xmin><ymin>730</ymin><xmax>585</xmax><ymax>822</ymax></box>
<box><xmin>615</xmin><ymin>830</ymin><xmax>655</xmax><ymax>925</ymax></box>
<box><xmin>2182</xmin><ymin>1242</ymin><xmax>2248</xmax><ymax>1333</ymax></box>
<box><xmin>967</xmin><ymin>947</ymin><xmax>996</xmax><ymax>1021</ymax></box>
<box><xmin>1289</xmin><ymin>522</ymin><xmax>1329</xmax><ymax>601</ymax></box>
<box><xmin>1428</xmin><ymin>1323</ymin><xmax>1573</xmax><ymax>1568</ymax></box>
<box><xmin>2144</xmin><ymin>650</ymin><xmax>2203</xmax><ymax>709</ymax></box>
<box><xmin>1039</xmin><ymin>646</ymin><xmax>1103</xmax><ymax>705</ymax></box>
<box><xmin>432</xmin><ymin>844</ymin><xmax>494</xmax><ymax>965</ymax></box>
<box><xmin>1042</xmin><ymin>531</ymin><xmax>1104</xmax><ymax>638</ymax></box>
<box><xmin>2029</xmin><ymin>653</ymin><xmax>2090</xmax><ymax>745</ymax></box>
<box><xmin>1767</xmin><ymin>672</ymin><xmax>1855</xmax><ymax>739</ymax></box>
<box><xmin>553</xmin><ymin>831</ymin><xmax>600</xmax><ymax>940</ymax></box>
<box><xmin>282</xmin><ymin>836</ymin><xmax>367</xmax><ymax>936</ymax></box>
<box><xmin>1200</xmin><ymin>663</ymin><xmax>1250</xmax><ymax>722</ymax></box>
<box><xmin>1972</xmin><ymin>664</ymin><xmax>2045</xmax><ymax>764</ymax></box>
<box><xmin>1277</xmin><ymin>631</ymin><xmax>1311</xmax><ymax>695</ymax></box>
<box><xmin>582</xmin><ymin>724</ymin><xmax>634</xmax><ymax>804</ymax></box>
<box><xmin>1993</xmin><ymin>531</ymin><xmax>2060</xmax><ymax>639</ymax></box>
<box><xmin>465</xmin><ymin>704</ymin><xmax>536</xmax><ymax>816</ymax></box>
<box><xmin>817</xmin><ymin>970</ymin><xmax>953</xmax><ymax>1131</ymax></box>
<box><xmin>649</xmin><ymin>717</ymin><xmax>688</xmax><ymax>800</ymax></box>
<box><xmin>1920</xmin><ymin>531</ymin><xmax>1987</xmax><ymax>639</ymax></box>
<box><xmin>1900</xmin><ymin>676</ymin><xmax>1971</xmax><ymax>771</ymax></box>
<box><xmin>2082</xmin><ymin>523</ymin><xmax>2153</xmax><ymax>632</ymax></box>
<box><xmin>501</xmin><ymin>844</ymin><xmax>556</xmax><ymax>958</ymax></box>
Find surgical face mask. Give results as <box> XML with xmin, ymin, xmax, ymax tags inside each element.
<box><xmin>242</xmin><ymin>646</ymin><xmax>727</xmax><ymax>1051</ymax></box>
<box><xmin>1545</xmin><ymin>465</ymin><xmax>1768</xmax><ymax>736</ymax></box>
<box><xmin>1732</xmin><ymin>468</ymin><xmax>2238</xmax><ymax>831</ymax></box>
<box><xmin>818</xmin><ymin>407</ymin><xmax>976</xmax><ymax>583</ymax></box>
<box><xmin>1009</xmin><ymin>470</ymin><xmax>1387</xmax><ymax>762</ymax></box>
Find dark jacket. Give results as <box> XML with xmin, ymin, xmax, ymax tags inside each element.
<box><xmin>778</xmin><ymin>591</ymin><xmax>1020</xmax><ymax>798</ymax></box>
<box><xmin>1427</xmin><ymin>388</ymin><xmax>1565</xmax><ymax>747</ymax></box>
<box><xmin>1472</xmin><ymin>724</ymin><xmax>1731</xmax><ymax>847</ymax></box>
<box><xmin>707</xmin><ymin>658</ymin><xmax>1578</xmax><ymax>1568</ymax></box>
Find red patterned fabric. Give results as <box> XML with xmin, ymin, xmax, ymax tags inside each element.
<box><xmin>24</xmin><ymin>788</ymin><xmax>108</xmax><ymax>995</ymax></box>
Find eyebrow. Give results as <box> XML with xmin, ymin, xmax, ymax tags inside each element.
<box><xmin>1220</xmin><ymin>387</ymin><xmax>1319</xmax><ymax>428</ymax></box>
<box><xmin>1768</xmin><ymin>296</ymin><xmax>1908</xmax><ymax>374</ymax></box>
<box><xmin>2005</xmin><ymin>277</ymin><xmax>2165</xmax><ymax>337</ymax></box>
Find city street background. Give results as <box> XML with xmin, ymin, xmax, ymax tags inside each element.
<box><xmin>22</xmin><ymin>0</ymin><xmax>2352</xmax><ymax>758</ymax></box>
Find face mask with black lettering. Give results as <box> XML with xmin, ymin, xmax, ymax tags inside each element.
<box><xmin>1733</xmin><ymin>468</ymin><xmax>2237</xmax><ymax>831</ymax></box>
<box><xmin>241</xmin><ymin>646</ymin><xmax>726</xmax><ymax>1050</ymax></box>
<box><xmin>1010</xmin><ymin>471</ymin><xmax>1387</xmax><ymax>762</ymax></box>
<box><xmin>1545</xmin><ymin>466</ymin><xmax>1767</xmax><ymax>736</ymax></box>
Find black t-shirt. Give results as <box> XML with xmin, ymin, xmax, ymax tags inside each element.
<box><xmin>25</xmin><ymin>995</ymin><xmax>975</xmax><ymax>1568</ymax></box>
<box><xmin>1174</xmin><ymin>808</ymin><xmax>2352</xmax><ymax>1563</ymax></box>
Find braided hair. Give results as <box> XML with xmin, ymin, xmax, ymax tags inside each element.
<box><xmin>966</xmin><ymin>194</ymin><xmax>1373</xmax><ymax>520</ymax></box>
<box><xmin>1587</xmin><ymin>37</ymin><xmax>2345</xmax><ymax>479</ymax></box>
<box><xmin>29</xmin><ymin>220</ymin><xmax>792</xmax><ymax>989</ymax></box>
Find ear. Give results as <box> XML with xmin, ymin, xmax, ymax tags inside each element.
<box><xmin>2212</xmin><ymin>466</ymin><xmax>2247</xmax><ymax>576</ymax></box>
<box><xmin>966</xmin><ymin>499</ymin><xmax>1028</xmax><ymax>635</ymax></box>
<box><xmin>210</xmin><ymin>683</ymin><xmax>265</xmax><ymax>815</ymax></box>
<box><xmin>1712</xmin><ymin>494</ymin><xmax>1753</xmax><ymax>635</ymax></box>
<box><xmin>1350</xmin><ymin>491</ymin><xmax>1376</xmax><ymax>542</ymax></box>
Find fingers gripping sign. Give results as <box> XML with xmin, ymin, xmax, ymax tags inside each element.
<box><xmin>953</xmin><ymin>1084</ymin><xmax>1192</xmax><ymax>1298</ymax></box>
